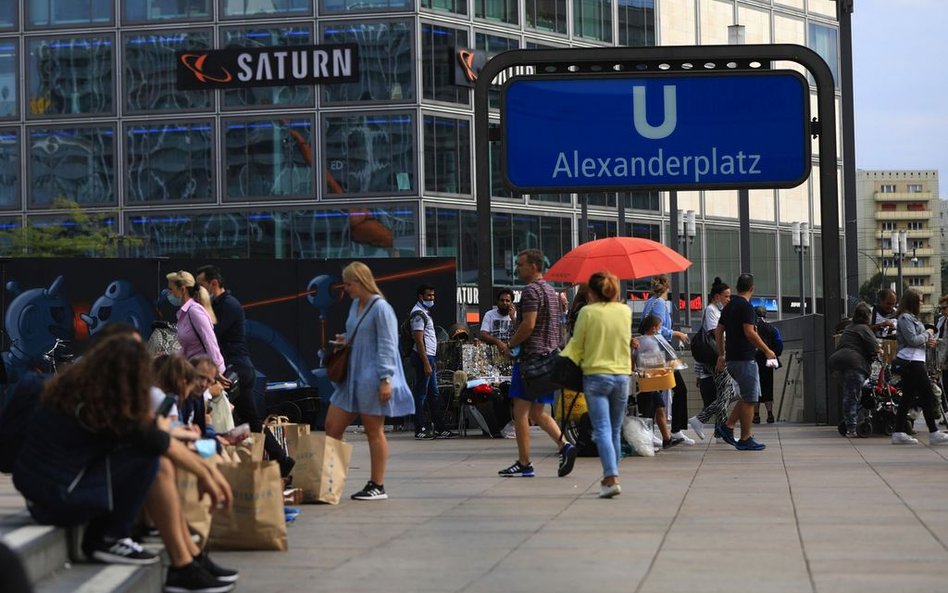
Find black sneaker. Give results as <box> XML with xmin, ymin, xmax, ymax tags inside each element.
<box><xmin>662</xmin><ymin>438</ymin><xmax>681</xmax><ymax>450</ymax></box>
<box><xmin>87</xmin><ymin>537</ymin><xmax>160</xmax><ymax>565</ymax></box>
<box><xmin>434</xmin><ymin>429</ymin><xmax>458</xmax><ymax>439</ymax></box>
<box><xmin>414</xmin><ymin>428</ymin><xmax>434</xmax><ymax>440</ymax></box>
<box><xmin>558</xmin><ymin>443</ymin><xmax>577</xmax><ymax>477</ymax></box>
<box><xmin>498</xmin><ymin>461</ymin><xmax>535</xmax><ymax>477</ymax></box>
<box><xmin>195</xmin><ymin>553</ymin><xmax>239</xmax><ymax>583</ymax></box>
<box><xmin>351</xmin><ymin>481</ymin><xmax>388</xmax><ymax>500</ymax></box>
<box><xmin>165</xmin><ymin>562</ymin><xmax>235</xmax><ymax>593</ymax></box>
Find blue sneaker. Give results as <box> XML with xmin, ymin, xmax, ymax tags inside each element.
<box><xmin>716</xmin><ymin>422</ymin><xmax>737</xmax><ymax>446</ymax></box>
<box><xmin>498</xmin><ymin>461</ymin><xmax>535</xmax><ymax>477</ymax></box>
<box><xmin>558</xmin><ymin>443</ymin><xmax>578</xmax><ymax>477</ymax></box>
<box><xmin>735</xmin><ymin>437</ymin><xmax>766</xmax><ymax>451</ymax></box>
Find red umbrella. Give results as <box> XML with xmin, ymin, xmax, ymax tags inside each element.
<box><xmin>545</xmin><ymin>237</ymin><xmax>691</xmax><ymax>284</ymax></box>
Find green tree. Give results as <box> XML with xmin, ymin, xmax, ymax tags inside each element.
<box><xmin>858</xmin><ymin>271</ymin><xmax>908</xmax><ymax>305</ymax></box>
<box><xmin>0</xmin><ymin>199</ymin><xmax>141</xmax><ymax>257</ymax></box>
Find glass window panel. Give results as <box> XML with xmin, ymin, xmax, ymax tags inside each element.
<box><xmin>321</xmin><ymin>20</ymin><xmax>413</xmax><ymax>104</ymax></box>
<box><xmin>320</xmin><ymin>0</ymin><xmax>413</xmax><ymax>13</ymax></box>
<box><xmin>0</xmin><ymin>217</ymin><xmax>22</xmax><ymax>256</ymax></box>
<box><xmin>323</xmin><ymin>113</ymin><xmax>415</xmax><ymax>196</ymax></box>
<box><xmin>123</xmin><ymin>0</ymin><xmax>210</xmax><ymax>23</ymax></box>
<box><xmin>705</xmin><ymin>227</ymin><xmax>741</xmax><ymax>291</ymax></box>
<box><xmin>29</xmin><ymin>0</ymin><xmax>111</xmax><ymax>27</ymax></box>
<box><xmin>125</xmin><ymin>31</ymin><xmax>212</xmax><ymax>113</ymax></box>
<box><xmin>618</xmin><ymin>0</ymin><xmax>655</xmax><ymax>47</ymax></box>
<box><xmin>539</xmin><ymin>214</ymin><xmax>571</xmax><ymax>272</ymax></box>
<box><xmin>224</xmin><ymin>118</ymin><xmax>314</xmax><ymax>201</ymax></box>
<box><xmin>584</xmin><ymin>192</ymin><xmax>616</xmax><ymax>208</ymax></box>
<box><xmin>526</xmin><ymin>0</ymin><xmax>567</xmax><ymax>35</ymax></box>
<box><xmin>128</xmin><ymin>211</ymin><xmax>250</xmax><ymax>258</ymax></box>
<box><xmin>30</xmin><ymin>126</ymin><xmax>115</xmax><ymax>207</ymax></box>
<box><xmin>0</xmin><ymin>39</ymin><xmax>15</xmax><ymax>118</ymax></box>
<box><xmin>574</xmin><ymin>0</ymin><xmax>612</xmax><ymax>42</ymax></box>
<box><xmin>222</xmin><ymin>0</ymin><xmax>309</xmax><ymax>18</ymax></box>
<box><xmin>489</xmin><ymin>140</ymin><xmax>512</xmax><ymax>199</ymax></box>
<box><xmin>808</xmin><ymin>22</ymin><xmax>839</xmax><ymax>88</ymax></box>
<box><xmin>222</xmin><ymin>27</ymin><xmax>314</xmax><ymax>109</ymax></box>
<box><xmin>780</xmin><ymin>230</ymin><xmax>801</xmax><ymax>295</ymax></box>
<box><xmin>28</xmin><ymin>36</ymin><xmax>113</xmax><ymax>117</ymax></box>
<box><xmin>25</xmin><ymin>213</ymin><xmax>118</xmax><ymax>257</ymax></box>
<box><xmin>475</xmin><ymin>0</ymin><xmax>517</xmax><ymax>24</ymax></box>
<box><xmin>475</xmin><ymin>33</ymin><xmax>518</xmax><ymax>109</ymax></box>
<box><xmin>288</xmin><ymin>206</ymin><xmax>418</xmax><ymax>258</ymax></box>
<box><xmin>750</xmin><ymin>231</ymin><xmax>777</xmax><ymax>295</ymax></box>
<box><xmin>0</xmin><ymin>0</ymin><xmax>16</xmax><ymax>29</ymax></box>
<box><xmin>421</xmin><ymin>23</ymin><xmax>469</xmax><ymax>104</ymax></box>
<box><xmin>426</xmin><ymin>207</ymin><xmax>477</xmax><ymax>283</ymax></box>
<box><xmin>529</xmin><ymin>193</ymin><xmax>570</xmax><ymax>203</ymax></box>
<box><xmin>587</xmin><ymin>218</ymin><xmax>617</xmax><ymax>241</ymax></box>
<box><xmin>424</xmin><ymin>116</ymin><xmax>471</xmax><ymax>195</ymax></box>
<box><xmin>126</xmin><ymin>121</ymin><xmax>213</xmax><ymax>203</ymax></box>
<box><xmin>421</xmin><ymin>0</ymin><xmax>466</xmax><ymax>15</ymax></box>
<box><xmin>0</xmin><ymin>129</ymin><xmax>18</xmax><ymax>208</ymax></box>
<box><xmin>622</xmin><ymin>190</ymin><xmax>660</xmax><ymax>211</ymax></box>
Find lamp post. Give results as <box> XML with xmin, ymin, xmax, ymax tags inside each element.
<box><xmin>792</xmin><ymin>222</ymin><xmax>810</xmax><ymax>316</ymax></box>
<box><xmin>857</xmin><ymin>249</ymin><xmax>887</xmax><ymax>292</ymax></box>
<box><xmin>678</xmin><ymin>210</ymin><xmax>697</xmax><ymax>328</ymax></box>
<box><xmin>891</xmin><ymin>229</ymin><xmax>908</xmax><ymax>298</ymax></box>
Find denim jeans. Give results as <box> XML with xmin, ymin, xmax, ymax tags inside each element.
<box><xmin>726</xmin><ymin>360</ymin><xmax>761</xmax><ymax>403</ymax></box>
<box><xmin>841</xmin><ymin>369</ymin><xmax>867</xmax><ymax>430</ymax></box>
<box><xmin>412</xmin><ymin>353</ymin><xmax>444</xmax><ymax>433</ymax></box>
<box><xmin>583</xmin><ymin>374</ymin><xmax>630</xmax><ymax>478</ymax></box>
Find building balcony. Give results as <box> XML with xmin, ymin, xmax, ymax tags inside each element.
<box><xmin>874</xmin><ymin>210</ymin><xmax>932</xmax><ymax>221</ymax></box>
<box><xmin>874</xmin><ymin>229</ymin><xmax>933</xmax><ymax>240</ymax></box>
<box><xmin>874</xmin><ymin>191</ymin><xmax>934</xmax><ymax>202</ymax></box>
<box><xmin>901</xmin><ymin>267</ymin><xmax>934</xmax><ymax>276</ymax></box>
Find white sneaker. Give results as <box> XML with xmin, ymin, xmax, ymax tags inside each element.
<box><xmin>929</xmin><ymin>431</ymin><xmax>948</xmax><ymax>445</ymax></box>
<box><xmin>687</xmin><ymin>416</ymin><xmax>706</xmax><ymax>440</ymax></box>
<box><xmin>598</xmin><ymin>483</ymin><xmax>621</xmax><ymax>499</ymax></box>
<box><xmin>651</xmin><ymin>434</ymin><xmax>663</xmax><ymax>447</ymax></box>
<box><xmin>671</xmin><ymin>431</ymin><xmax>696</xmax><ymax>446</ymax></box>
<box><xmin>891</xmin><ymin>432</ymin><xmax>919</xmax><ymax>445</ymax></box>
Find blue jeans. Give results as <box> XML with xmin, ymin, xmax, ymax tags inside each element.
<box><xmin>841</xmin><ymin>369</ymin><xmax>867</xmax><ymax>430</ymax></box>
<box><xmin>412</xmin><ymin>353</ymin><xmax>444</xmax><ymax>433</ymax></box>
<box><xmin>583</xmin><ymin>374</ymin><xmax>630</xmax><ymax>479</ymax></box>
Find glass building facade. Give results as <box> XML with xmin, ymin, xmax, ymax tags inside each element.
<box><xmin>0</xmin><ymin>0</ymin><xmax>841</xmax><ymax>320</ymax></box>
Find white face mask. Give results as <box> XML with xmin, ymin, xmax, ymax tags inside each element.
<box><xmin>715</xmin><ymin>301</ymin><xmax>725</xmax><ymax>311</ymax></box>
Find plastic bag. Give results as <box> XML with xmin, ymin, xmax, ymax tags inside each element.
<box><xmin>622</xmin><ymin>416</ymin><xmax>656</xmax><ymax>457</ymax></box>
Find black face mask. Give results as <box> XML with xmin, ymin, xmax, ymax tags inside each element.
<box><xmin>497</xmin><ymin>305</ymin><xmax>510</xmax><ymax>315</ymax></box>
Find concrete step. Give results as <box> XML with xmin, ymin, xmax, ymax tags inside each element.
<box><xmin>35</xmin><ymin>562</ymin><xmax>163</xmax><ymax>593</ymax></box>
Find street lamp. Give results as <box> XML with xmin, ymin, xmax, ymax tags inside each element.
<box><xmin>678</xmin><ymin>209</ymin><xmax>697</xmax><ymax>327</ymax></box>
<box><xmin>792</xmin><ymin>222</ymin><xmax>810</xmax><ymax>315</ymax></box>
<box><xmin>857</xmin><ymin>249</ymin><xmax>887</xmax><ymax>292</ymax></box>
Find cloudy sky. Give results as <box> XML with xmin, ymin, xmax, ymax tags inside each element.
<box><xmin>852</xmin><ymin>0</ymin><xmax>947</xmax><ymax>197</ymax></box>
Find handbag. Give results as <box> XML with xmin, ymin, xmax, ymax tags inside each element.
<box><xmin>519</xmin><ymin>284</ymin><xmax>563</xmax><ymax>397</ymax></box>
<box><xmin>551</xmin><ymin>354</ymin><xmax>584</xmax><ymax>392</ymax></box>
<box><xmin>690</xmin><ymin>308</ymin><xmax>719</xmax><ymax>365</ymax></box>
<box><xmin>325</xmin><ymin>298</ymin><xmax>379</xmax><ymax>383</ymax></box>
<box><xmin>147</xmin><ymin>320</ymin><xmax>181</xmax><ymax>356</ymax></box>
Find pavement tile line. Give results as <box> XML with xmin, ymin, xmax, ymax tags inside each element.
<box><xmin>778</xmin><ymin>427</ymin><xmax>818</xmax><ymax>593</ymax></box>
<box><xmin>849</xmin><ymin>437</ymin><xmax>948</xmax><ymax>553</ymax></box>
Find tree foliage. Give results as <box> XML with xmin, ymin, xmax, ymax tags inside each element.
<box><xmin>858</xmin><ymin>271</ymin><xmax>908</xmax><ymax>305</ymax></box>
<box><xmin>0</xmin><ymin>199</ymin><xmax>141</xmax><ymax>257</ymax></box>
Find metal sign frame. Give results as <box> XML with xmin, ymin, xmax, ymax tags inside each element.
<box><xmin>475</xmin><ymin>44</ymin><xmax>841</xmax><ymax>424</ymax></box>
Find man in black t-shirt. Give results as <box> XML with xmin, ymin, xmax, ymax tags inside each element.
<box><xmin>713</xmin><ymin>273</ymin><xmax>776</xmax><ymax>451</ymax></box>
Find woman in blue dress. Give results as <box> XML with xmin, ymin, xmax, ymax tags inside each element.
<box><xmin>325</xmin><ymin>261</ymin><xmax>415</xmax><ymax>501</ymax></box>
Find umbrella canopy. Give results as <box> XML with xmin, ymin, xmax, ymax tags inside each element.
<box><xmin>545</xmin><ymin>237</ymin><xmax>691</xmax><ymax>284</ymax></box>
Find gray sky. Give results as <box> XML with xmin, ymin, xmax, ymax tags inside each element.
<box><xmin>852</xmin><ymin>0</ymin><xmax>947</xmax><ymax>197</ymax></box>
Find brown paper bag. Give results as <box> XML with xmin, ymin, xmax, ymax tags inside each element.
<box><xmin>282</xmin><ymin>423</ymin><xmax>312</xmax><ymax>462</ymax></box>
<box><xmin>176</xmin><ymin>465</ymin><xmax>213</xmax><ymax>547</ymax></box>
<box><xmin>294</xmin><ymin>434</ymin><xmax>353</xmax><ymax>505</ymax></box>
<box><xmin>207</xmin><ymin>460</ymin><xmax>287</xmax><ymax>551</ymax></box>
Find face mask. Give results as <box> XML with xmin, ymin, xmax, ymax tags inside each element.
<box><xmin>497</xmin><ymin>306</ymin><xmax>510</xmax><ymax>315</ymax></box>
<box><xmin>715</xmin><ymin>301</ymin><xmax>725</xmax><ymax>311</ymax></box>
<box><xmin>422</xmin><ymin>300</ymin><xmax>435</xmax><ymax>309</ymax></box>
<box><xmin>168</xmin><ymin>293</ymin><xmax>182</xmax><ymax>307</ymax></box>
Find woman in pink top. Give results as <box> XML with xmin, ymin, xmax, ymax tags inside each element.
<box><xmin>166</xmin><ymin>271</ymin><xmax>225</xmax><ymax>376</ymax></box>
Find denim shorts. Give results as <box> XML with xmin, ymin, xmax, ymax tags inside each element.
<box><xmin>726</xmin><ymin>360</ymin><xmax>761</xmax><ymax>403</ymax></box>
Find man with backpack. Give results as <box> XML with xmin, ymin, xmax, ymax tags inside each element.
<box><xmin>753</xmin><ymin>306</ymin><xmax>783</xmax><ymax>424</ymax></box>
<box><xmin>408</xmin><ymin>284</ymin><xmax>456</xmax><ymax>440</ymax></box>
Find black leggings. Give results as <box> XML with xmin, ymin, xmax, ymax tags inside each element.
<box><xmin>896</xmin><ymin>361</ymin><xmax>938</xmax><ymax>433</ymax></box>
<box><xmin>672</xmin><ymin>370</ymin><xmax>688</xmax><ymax>433</ymax></box>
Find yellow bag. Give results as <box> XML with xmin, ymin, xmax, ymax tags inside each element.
<box><xmin>208</xmin><ymin>460</ymin><xmax>287</xmax><ymax>551</ymax></box>
<box><xmin>554</xmin><ymin>389</ymin><xmax>588</xmax><ymax>422</ymax></box>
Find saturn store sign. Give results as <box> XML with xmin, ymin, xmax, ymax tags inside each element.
<box><xmin>177</xmin><ymin>44</ymin><xmax>359</xmax><ymax>90</ymax></box>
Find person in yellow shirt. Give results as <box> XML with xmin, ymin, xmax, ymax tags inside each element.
<box><xmin>561</xmin><ymin>272</ymin><xmax>632</xmax><ymax>499</ymax></box>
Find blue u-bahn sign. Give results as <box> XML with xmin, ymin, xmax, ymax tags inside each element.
<box><xmin>501</xmin><ymin>71</ymin><xmax>811</xmax><ymax>192</ymax></box>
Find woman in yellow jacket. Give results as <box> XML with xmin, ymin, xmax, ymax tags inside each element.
<box><xmin>561</xmin><ymin>272</ymin><xmax>632</xmax><ymax>498</ymax></box>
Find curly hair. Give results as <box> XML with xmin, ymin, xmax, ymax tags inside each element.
<box><xmin>41</xmin><ymin>335</ymin><xmax>153</xmax><ymax>434</ymax></box>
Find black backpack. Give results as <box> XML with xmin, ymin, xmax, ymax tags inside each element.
<box><xmin>399</xmin><ymin>310</ymin><xmax>429</xmax><ymax>359</ymax></box>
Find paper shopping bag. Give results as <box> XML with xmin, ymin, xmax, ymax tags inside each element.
<box><xmin>280</xmin><ymin>423</ymin><xmax>312</xmax><ymax>461</ymax></box>
<box><xmin>294</xmin><ymin>434</ymin><xmax>352</xmax><ymax>505</ymax></box>
<box><xmin>176</xmin><ymin>464</ymin><xmax>213</xmax><ymax>547</ymax></box>
<box><xmin>207</xmin><ymin>460</ymin><xmax>287</xmax><ymax>551</ymax></box>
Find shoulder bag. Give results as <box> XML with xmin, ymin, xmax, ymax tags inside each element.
<box><xmin>690</xmin><ymin>308</ymin><xmax>718</xmax><ymax>365</ymax></box>
<box><xmin>519</xmin><ymin>284</ymin><xmax>562</xmax><ymax>397</ymax></box>
<box><xmin>325</xmin><ymin>298</ymin><xmax>379</xmax><ymax>383</ymax></box>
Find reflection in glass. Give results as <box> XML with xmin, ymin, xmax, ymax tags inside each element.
<box><xmin>424</xmin><ymin>116</ymin><xmax>470</xmax><ymax>195</ymax></box>
<box><xmin>320</xmin><ymin>0</ymin><xmax>413</xmax><ymax>13</ymax></box>
<box><xmin>29</xmin><ymin>0</ymin><xmax>111</xmax><ymax>27</ymax></box>
<box><xmin>288</xmin><ymin>207</ymin><xmax>417</xmax><ymax>257</ymax></box>
<box><xmin>475</xmin><ymin>33</ymin><xmax>517</xmax><ymax>109</ymax></box>
<box><xmin>322</xmin><ymin>21</ymin><xmax>413</xmax><ymax>103</ymax></box>
<box><xmin>0</xmin><ymin>130</ymin><xmax>17</xmax><ymax>208</ymax></box>
<box><xmin>808</xmin><ymin>23</ymin><xmax>839</xmax><ymax>87</ymax></box>
<box><xmin>618</xmin><ymin>0</ymin><xmax>655</xmax><ymax>47</ymax></box>
<box><xmin>28</xmin><ymin>37</ymin><xmax>113</xmax><ymax>117</ymax></box>
<box><xmin>126</xmin><ymin>121</ymin><xmax>213</xmax><ymax>202</ymax></box>
<box><xmin>0</xmin><ymin>40</ymin><xmax>15</xmax><ymax>117</ymax></box>
<box><xmin>488</xmin><ymin>141</ymin><xmax>511</xmax><ymax>199</ymax></box>
<box><xmin>324</xmin><ymin>113</ymin><xmax>414</xmax><ymax>195</ymax></box>
<box><xmin>421</xmin><ymin>0</ymin><xmax>466</xmax><ymax>15</ymax></box>
<box><xmin>0</xmin><ymin>0</ymin><xmax>16</xmax><ymax>28</ymax></box>
<box><xmin>574</xmin><ymin>0</ymin><xmax>612</xmax><ymax>42</ymax></box>
<box><xmin>475</xmin><ymin>0</ymin><xmax>517</xmax><ymax>24</ymax></box>
<box><xmin>426</xmin><ymin>207</ymin><xmax>478</xmax><ymax>283</ymax></box>
<box><xmin>125</xmin><ymin>32</ymin><xmax>212</xmax><ymax>112</ymax></box>
<box><xmin>123</xmin><ymin>0</ymin><xmax>210</xmax><ymax>22</ymax></box>
<box><xmin>30</xmin><ymin>127</ymin><xmax>114</xmax><ymax>206</ymax></box>
<box><xmin>421</xmin><ymin>24</ymin><xmax>469</xmax><ymax>104</ymax></box>
<box><xmin>526</xmin><ymin>0</ymin><xmax>567</xmax><ymax>35</ymax></box>
<box><xmin>128</xmin><ymin>211</ymin><xmax>251</xmax><ymax>258</ymax></box>
<box><xmin>492</xmin><ymin>211</ymin><xmax>571</xmax><ymax>285</ymax></box>
<box><xmin>222</xmin><ymin>28</ymin><xmax>313</xmax><ymax>108</ymax></box>
<box><xmin>222</xmin><ymin>0</ymin><xmax>309</xmax><ymax>18</ymax></box>
<box><xmin>0</xmin><ymin>217</ymin><xmax>21</xmax><ymax>256</ymax></box>
<box><xmin>225</xmin><ymin>119</ymin><xmax>313</xmax><ymax>200</ymax></box>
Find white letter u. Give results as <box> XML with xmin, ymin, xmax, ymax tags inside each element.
<box><xmin>632</xmin><ymin>85</ymin><xmax>677</xmax><ymax>140</ymax></box>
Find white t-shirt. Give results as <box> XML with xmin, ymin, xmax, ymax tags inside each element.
<box><xmin>694</xmin><ymin>304</ymin><xmax>722</xmax><ymax>379</ymax></box>
<box><xmin>481</xmin><ymin>307</ymin><xmax>514</xmax><ymax>342</ymax></box>
<box><xmin>410</xmin><ymin>304</ymin><xmax>437</xmax><ymax>357</ymax></box>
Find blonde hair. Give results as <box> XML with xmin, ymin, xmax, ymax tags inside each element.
<box><xmin>167</xmin><ymin>270</ymin><xmax>217</xmax><ymax>323</ymax></box>
<box><xmin>650</xmin><ymin>274</ymin><xmax>670</xmax><ymax>296</ymax></box>
<box><xmin>342</xmin><ymin>261</ymin><xmax>383</xmax><ymax>297</ymax></box>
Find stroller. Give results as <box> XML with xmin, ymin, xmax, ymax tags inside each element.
<box><xmin>839</xmin><ymin>356</ymin><xmax>911</xmax><ymax>438</ymax></box>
